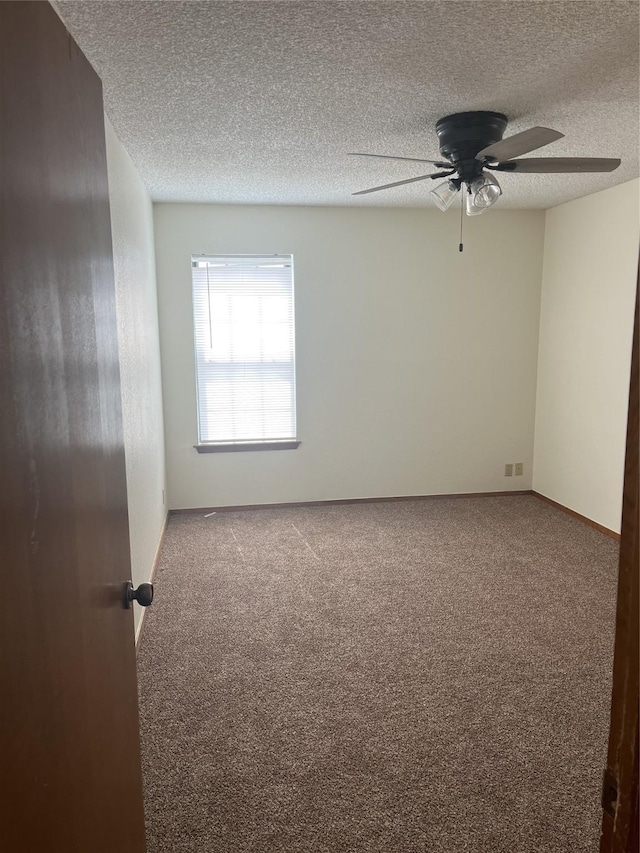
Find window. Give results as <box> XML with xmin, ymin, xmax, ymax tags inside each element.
<box><xmin>191</xmin><ymin>255</ymin><xmax>297</xmax><ymax>450</ymax></box>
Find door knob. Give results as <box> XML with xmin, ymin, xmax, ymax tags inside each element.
<box><xmin>124</xmin><ymin>581</ymin><xmax>154</xmax><ymax>609</ymax></box>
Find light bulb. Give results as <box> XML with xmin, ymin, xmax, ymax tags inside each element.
<box><xmin>467</xmin><ymin>173</ymin><xmax>502</xmax><ymax>215</ymax></box>
<box><xmin>430</xmin><ymin>179</ymin><xmax>460</xmax><ymax>212</ymax></box>
<box><xmin>465</xmin><ymin>185</ymin><xmax>484</xmax><ymax>216</ymax></box>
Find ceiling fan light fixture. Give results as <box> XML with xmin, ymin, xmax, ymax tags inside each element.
<box><xmin>351</xmin><ymin>113</ymin><xmax>621</xmax><ymax>218</ymax></box>
<box><xmin>430</xmin><ymin>179</ymin><xmax>460</xmax><ymax>212</ymax></box>
<box><xmin>468</xmin><ymin>173</ymin><xmax>502</xmax><ymax>213</ymax></box>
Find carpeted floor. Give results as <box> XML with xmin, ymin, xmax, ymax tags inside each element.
<box><xmin>137</xmin><ymin>495</ymin><xmax>619</xmax><ymax>853</ymax></box>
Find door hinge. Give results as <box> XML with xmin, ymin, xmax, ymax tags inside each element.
<box><xmin>601</xmin><ymin>767</ymin><xmax>618</xmax><ymax>818</ymax></box>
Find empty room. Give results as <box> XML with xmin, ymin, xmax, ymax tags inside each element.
<box><xmin>1</xmin><ymin>2</ymin><xmax>638</xmax><ymax>852</ymax></box>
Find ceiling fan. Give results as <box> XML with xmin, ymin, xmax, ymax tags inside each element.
<box><xmin>349</xmin><ymin>111</ymin><xmax>621</xmax><ymax>216</ymax></box>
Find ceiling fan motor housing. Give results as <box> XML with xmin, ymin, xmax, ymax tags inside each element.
<box><xmin>436</xmin><ymin>111</ymin><xmax>508</xmax><ymax>183</ymax></box>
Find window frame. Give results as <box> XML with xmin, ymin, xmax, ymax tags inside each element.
<box><xmin>190</xmin><ymin>253</ymin><xmax>299</xmax><ymax>453</ymax></box>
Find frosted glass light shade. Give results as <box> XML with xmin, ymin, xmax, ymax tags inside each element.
<box><xmin>430</xmin><ymin>180</ymin><xmax>459</xmax><ymax>212</ymax></box>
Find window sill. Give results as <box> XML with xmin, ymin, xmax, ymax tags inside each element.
<box><xmin>195</xmin><ymin>440</ymin><xmax>301</xmax><ymax>454</ymax></box>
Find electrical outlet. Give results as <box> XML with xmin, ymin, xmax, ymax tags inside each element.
<box><xmin>162</xmin><ymin>489</ymin><xmax>165</xmax><ymax>504</ymax></box>
<box><xmin>505</xmin><ymin>464</ymin><xmax>513</xmax><ymax>477</ymax></box>
<box><xmin>514</xmin><ymin>463</ymin><xmax>523</xmax><ymax>476</ymax></box>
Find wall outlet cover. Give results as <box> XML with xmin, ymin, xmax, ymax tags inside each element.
<box><xmin>505</xmin><ymin>464</ymin><xmax>513</xmax><ymax>477</ymax></box>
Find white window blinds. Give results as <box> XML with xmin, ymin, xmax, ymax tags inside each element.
<box><xmin>192</xmin><ymin>255</ymin><xmax>296</xmax><ymax>444</ymax></box>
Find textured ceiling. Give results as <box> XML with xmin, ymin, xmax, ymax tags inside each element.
<box><xmin>56</xmin><ymin>1</ymin><xmax>639</xmax><ymax>208</ymax></box>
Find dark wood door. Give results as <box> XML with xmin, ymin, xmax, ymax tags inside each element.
<box><xmin>0</xmin><ymin>3</ymin><xmax>146</xmax><ymax>850</ymax></box>
<box><xmin>599</xmin><ymin>267</ymin><xmax>639</xmax><ymax>853</ymax></box>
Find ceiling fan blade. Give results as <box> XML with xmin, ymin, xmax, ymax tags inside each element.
<box><xmin>348</xmin><ymin>152</ymin><xmax>451</xmax><ymax>167</ymax></box>
<box><xmin>476</xmin><ymin>127</ymin><xmax>564</xmax><ymax>162</ymax></box>
<box><xmin>494</xmin><ymin>157</ymin><xmax>622</xmax><ymax>173</ymax></box>
<box><xmin>352</xmin><ymin>172</ymin><xmax>451</xmax><ymax>196</ymax></box>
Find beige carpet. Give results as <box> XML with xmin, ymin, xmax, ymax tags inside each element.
<box><xmin>137</xmin><ymin>495</ymin><xmax>618</xmax><ymax>852</ymax></box>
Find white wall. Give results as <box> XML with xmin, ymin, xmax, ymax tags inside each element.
<box><xmin>533</xmin><ymin>179</ymin><xmax>639</xmax><ymax>533</ymax></box>
<box><xmin>105</xmin><ymin>117</ymin><xmax>167</xmax><ymax>635</ymax></box>
<box><xmin>154</xmin><ymin>204</ymin><xmax>545</xmax><ymax>509</ymax></box>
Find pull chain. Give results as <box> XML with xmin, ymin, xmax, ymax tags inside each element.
<box><xmin>459</xmin><ymin>185</ymin><xmax>464</xmax><ymax>252</ymax></box>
